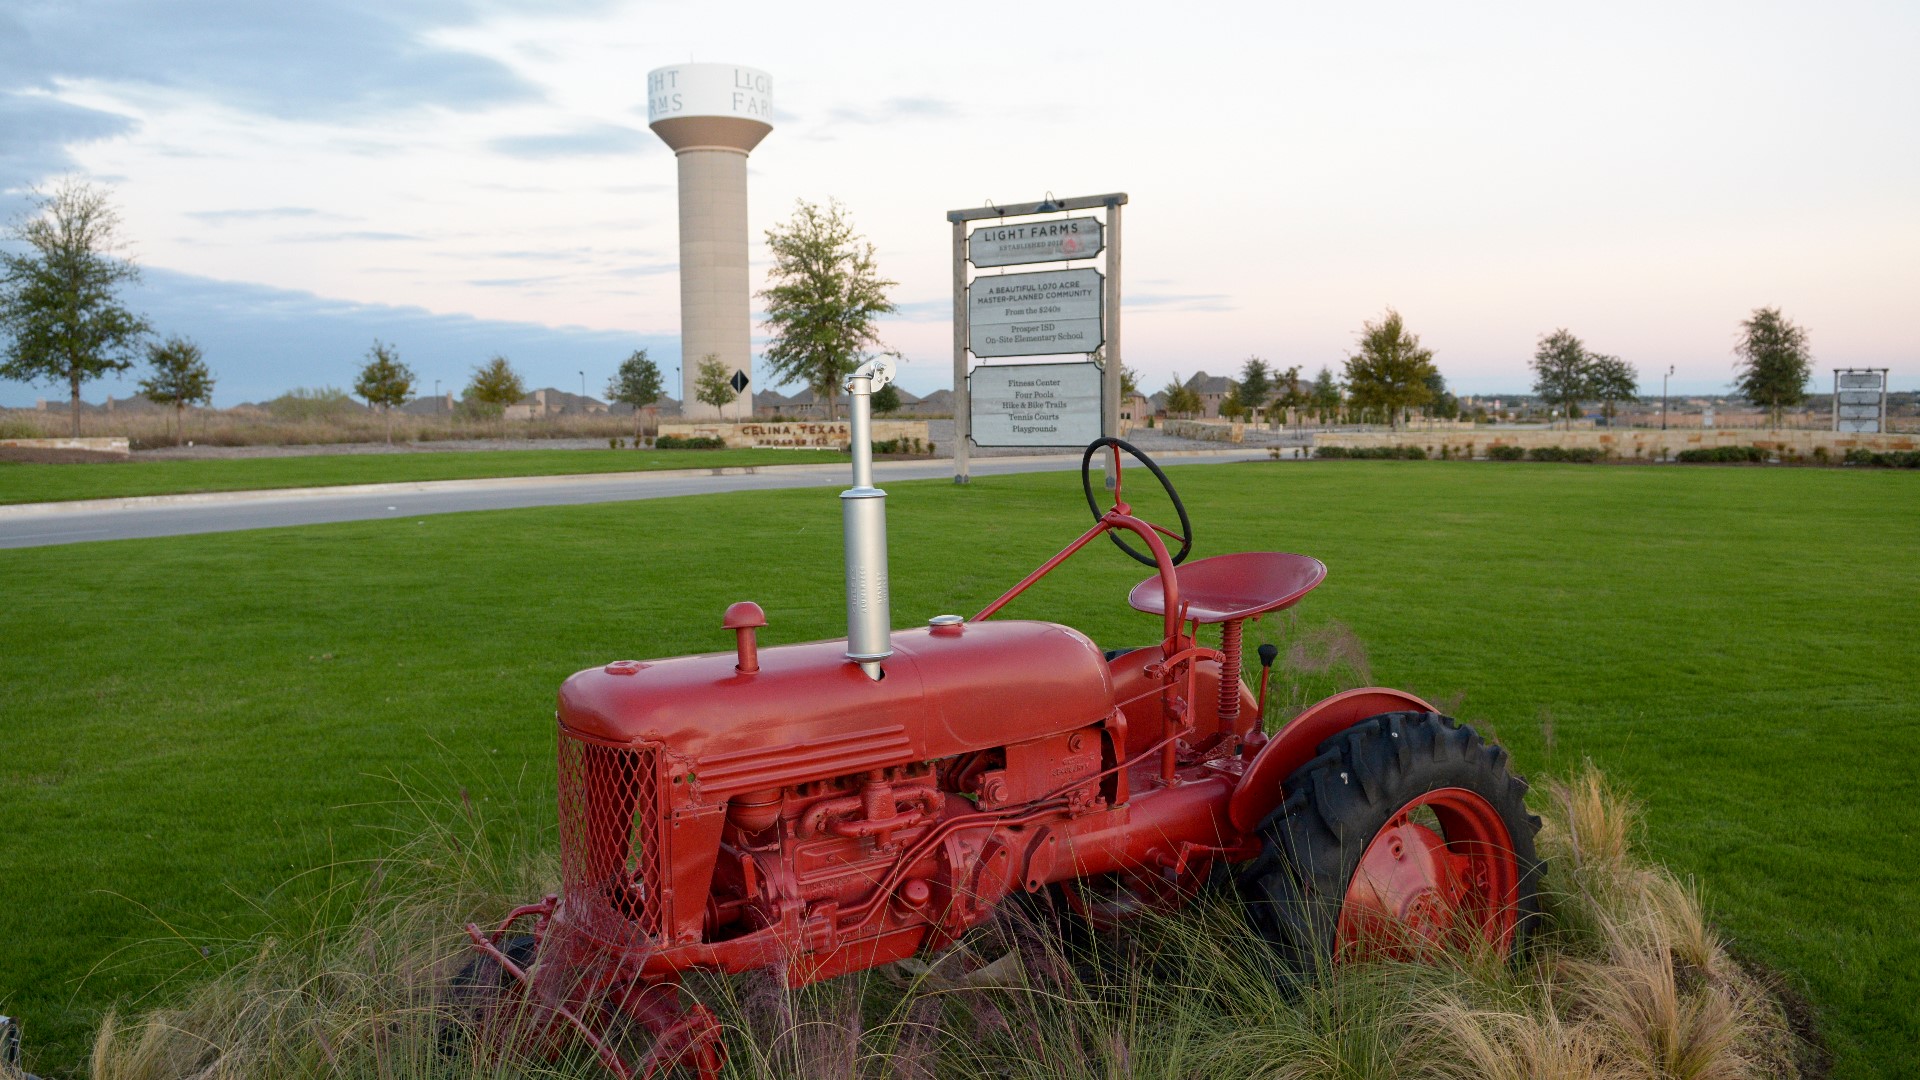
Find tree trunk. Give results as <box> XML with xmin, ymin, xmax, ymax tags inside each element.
<box><xmin>384</xmin><ymin>404</ymin><xmax>393</xmax><ymax>445</ymax></box>
<box><xmin>70</xmin><ymin>377</ymin><xmax>81</xmax><ymax>437</ymax></box>
<box><xmin>176</xmin><ymin>402</ymin><xmax>185</xmax><ymax>446</ymax></box>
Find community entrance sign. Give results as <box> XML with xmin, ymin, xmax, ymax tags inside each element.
<box><xmin>969</xmin><ymin>362</ymin><xmax>1104</xmax><ymax>447</ymax></box>
<box><xmin>968</xmin><ymin>268</ymin><xmax>1104</xmax><ymax>358</ymax></box>
<box><xmin>967</xmin><ymin>217</ymin><xmax>1105</xmax><ymax>267</ymax></box>
<box><xmin>1832</xmin><ymin>368</ymin><xmax>1888</xmax><ymax>434</ymax></box>
<box><xmin>948</xmin><ymin>194</ymin><xmax>1127</xmax><ymax>474</ymax></box>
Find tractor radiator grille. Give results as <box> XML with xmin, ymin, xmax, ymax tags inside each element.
<box><xmin>556</xmin><ymin>731</ymin><xmax>666</xmax><ymax>946</ymax></box>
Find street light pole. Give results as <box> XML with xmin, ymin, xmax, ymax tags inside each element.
<box><xmin>1661</xmin><ymin>365</ymin><xmax>1675</xmax><ymax>430</ymax></box>
<box><xmin>579</xmin><ymin>371</ymin><xmax>586</xmax><ymax>405</ymax></box>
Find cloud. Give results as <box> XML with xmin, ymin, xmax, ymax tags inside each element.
<box><xmin>277</xmin><ymin>230</ymin><xmax>424</xmax><ymax>243</ymax></box>
<box><xmin>0</xmin><ymin>266</ymin><xmax>676</xmax><ymax>407</ymax></box>
<box><xmin>185</xmin><ymin>207</ymin><xmax>342</xmax><ymax>223</ymax></box>
<box><xmin>885</xmin><ymin>298</ymin><xmax>951</xmax><ymax>321</ymax></box>
<box><xmin>0</xmin><ymin>2</ymin><xmax>628</xmax><ymax>195</ymax></box>
<box><xmin>2</xmin><ymin>3</ymin><xmax>568</xmax><ymax>121</ymax></box>
<box><xmin>824</xmin><ymin>96</ymin><xmax>959</xmax><ymax>126</ymax></box>
<box><xmin>488</xmin><ymin>124</ymin><xmax>654</xmax><ymax>160</ymax></box>
<box><xmin>1125</xmin><ymin>292</ymin><xmax>1235</xmax><ymax>313</ymax></box>
<box><xmin>0</xmin><ymin>92</ymin><xmax>138</xmax><ymax>191</ymax></box>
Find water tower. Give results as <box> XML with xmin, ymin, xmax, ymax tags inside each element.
<box><xmin>647</xmin><ymin>63</ymin><xmax>773</xmax><ymax>421</ymax></box>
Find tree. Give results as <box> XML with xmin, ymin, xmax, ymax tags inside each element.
<box><xmin>1219</xmin><ymin>388</ymin><xmax>1250</xmax><ymax>421</ymax></box>
<box><xmin>1734</xmin><ymin>307</ymin><xmax>1811</xmax><ymax>427</ymax></box>
<box><xmin>758</xmin><ymin>199</ymin><xmax>897</xmax><ymax>419</ymax></box>
<box><xmin>694</xmin><ymin>354</ymin><xmax>738</xmax><ymax>411</ymax></box>
<box><xmin>464</xmin><ymin>355</ymin><xmax>525</xmax><ymax>438</ymax></box>
<box><xmin>1588</xmin><ymin>354</ymin><xmax>1639</xmax><ymax>421</ymax></box>
<box><xmin>871</xmin><ymin>382</ymin><xmax>902</xmax><ymax>415</ymax></box>
<box><xmin>1272</xmin><ymin>364</ymin><xmax>1307</xmax><ymax>425</ymax></box>
<box><xmin>1309</xmin><ymin>366</ymin><xmax>1341</xmax><ymax>423</ymax></box>
<box><xmin>0</xmin><ymin>180</ymin><xmax>152</xmax><ymax>435</ymax></box>
<box><xmin>1120</xmin><ymin>364</ymin><xmax>1140</xmax><ymax>398</ymax></box>
<box><xmin>1236</xmin><ymin>356</ymin><xmax>1272</xmax><ymax>421</ymax></box>
<box><xmin>1343</xmin><ymin>309</ymin><xmax>1435</xmax><ymax>429</ymax></box>
<box><xmin>1531</xmin><ymin>330</ymin><xmax>1592</xmax><ymax>430</ymax></box>
<box><xmin>1162</xmin><ymin>373</ymin><xmax>1201</xmax><ymax>417</ymax></box>
<box><xmin>353</xmin><ymin>339</ymin><xmax>414</xmax><ymax>444</ymax></box>
<box><xmin>1422</xmin><ymin>368</ymin><xmax>1460</xmax><ymax>420</ymax></box>
<box><xmin>606</xmin><ymin>348</ymin><xmax>664</xmax><ymax>437</ymax></box>
<box><xmin>136</xmin><ymin>335</ymin><xmax>213</xmax><ymax>445</ymax></box>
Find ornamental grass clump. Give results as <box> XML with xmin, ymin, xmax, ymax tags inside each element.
<box><xmin>91</xmin><ymin>765</ymin><xmax>1812</xmax><ymax>1080</ymax></box>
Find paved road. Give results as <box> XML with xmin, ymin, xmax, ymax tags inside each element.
<box><xmin>0</xmin><ymin>449</ymin><xmax>1273</xmax><ymax>549</ymax></box>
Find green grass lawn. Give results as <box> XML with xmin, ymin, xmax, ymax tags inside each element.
<box><xmin>0</xmin><ymin>447</ymin><xmax>850</xmax><ymax>505</ymax></box>
<box><xmin>2</xmin><ymin>461</ymin><xmax>1915</xmax><ymax>1078</ymax></box>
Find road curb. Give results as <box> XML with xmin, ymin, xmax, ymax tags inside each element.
<box><xmin>0</xmin><ymin>463</ymin><xmax>842</xmax><ymax>519</ymax></box>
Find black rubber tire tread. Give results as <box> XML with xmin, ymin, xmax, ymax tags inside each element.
<box><xmin>1237</xmin><ymin>712</ymin><xmax>1543</xmax><ymax>975</ymax></box>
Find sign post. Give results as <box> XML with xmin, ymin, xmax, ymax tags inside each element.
<box><xmin>946</xmin><ymin>193</ymin><xmax>1128</xmax><ymax>484</ymax></box>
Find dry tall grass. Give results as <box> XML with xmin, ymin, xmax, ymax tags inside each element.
<box><xmin>87</xmin><ymin>763</ymin><xmax>1815</xmax><ymax>1080</ymax></box>
<box><xmin>0</xmin><ymin>406</ymin><xmax>650</xmax><ymax>450</ymax></box>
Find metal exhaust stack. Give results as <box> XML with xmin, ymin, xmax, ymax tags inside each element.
<box><xmin>842</xmin><ymin>358</ymin><xmax>896</xmax><ymax>680</ymax></box>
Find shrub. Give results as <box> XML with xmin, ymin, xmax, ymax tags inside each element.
<box><xmin>264</xmin><ymin>386</ymin><xmax>358</xmax><ymax>422</ymax></box>
<box><xmin>0</xmin><ymin>412</ymin><xmax>51</xmax><ymax>439</ymax></box>
<box><xmin>1315</xmin><ymin>445</ymin><xmax>1426</xmax><ymax>460</ymax></box>
<box><xmin>1487</xmin><ymin>444</ymin><xmax>1526</xmax><ymax>461</ymax></box>
<box><xmin>1528</xmin><ymin>446</ymin><xmax>1605</xmax><ymax>463</ymax></box>
<box><xmin>871</xmin><ymin>437</ymin><xmax>930</xmax><ymax>455</ymax></box>
<box><xmin>1676</xmin><ymin>445</ymin><xmax>1768</xmax><ymax>464</ymax></box>
<box><xmin>655</xmin><ymin>434</ymin><xmax>726</xmax><ymax>450</ymax></box>
<box><xmin>1843</xmin><ymin>448</ymin><xmax>1920</xmax><ymax>468</ymax></box>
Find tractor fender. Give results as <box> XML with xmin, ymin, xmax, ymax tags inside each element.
<box><xmin>1226</xmin><ymin>687</ymin><xmax>1437</xmax><ymax>833</ymax></box>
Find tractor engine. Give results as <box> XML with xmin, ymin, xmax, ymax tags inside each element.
<box><xmin>545</xmin><ymin>613</ymin><xmax>1175</xmax><ymax>989</ymax></box>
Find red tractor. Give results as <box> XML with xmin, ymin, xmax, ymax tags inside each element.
<box><xmin>462</xmin><ymin>360</ymin><xmax>1542</xmax><ymax>1078</ymax></box>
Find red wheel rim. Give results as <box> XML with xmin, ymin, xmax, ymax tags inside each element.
<box><xmin>1335</xmin><ymin>787</ymin><xmax>1521</xmax><ymax>960</ymax></box>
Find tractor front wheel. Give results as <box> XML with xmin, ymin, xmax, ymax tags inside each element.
<box><xmin>1238</xmin><ymin>712</ymin><xmax>1541</xmax><ymax>973</ymax></box>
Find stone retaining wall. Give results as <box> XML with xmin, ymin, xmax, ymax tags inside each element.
<box><xmin>658</xmin><ymin>419</ymin><xmax>930</xmax><ymax>450</ymax></box>
<box><xmin>0</xmin><ymin>436</ymin><xmax>131</xmax><ymax>457</ymax></box>
<box><xmin>1161</xmin><ymin>419</ymin><xmax>1245</xmax><ymax>443</ymax></box>
<box><xmin>1313</xmin><ymin>428</ymin><xmax>1916</xmax><ymax>461</ymax></box>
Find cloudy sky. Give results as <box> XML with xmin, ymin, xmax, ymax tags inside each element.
<box><xmin>2</xmin><ymin>0</ymin><xmax>1915</xmax><ymax>406</ymax></box>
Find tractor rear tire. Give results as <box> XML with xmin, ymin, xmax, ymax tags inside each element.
<box><xmin>1238</xmin><ymin>712</ymin><xmax>1542</xmax><ymax>975</ymax></box>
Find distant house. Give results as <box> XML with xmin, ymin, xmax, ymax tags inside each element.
<box><xmin>400</xmin><ymin>394</ymin><xmax>456</xmax><ymax>416</ymax></box>
<box><xmin>504</xmin><ymin>388</ymin><xmax>609</xmax><ymax>421</ymax></box>
<box><xmin>901</xmin><ymin>388</ymin><xmax>953</xmax><ymax>416</ymax></box>
<box><xmin>752</xmin><ymin>389</ymin><xmax>791</xmax><ymax>417</ymax></box>
<box><xmin>1183</xmin><ymin>371</ymin><xmax>1235</xmax><ymax>418</ymax></box>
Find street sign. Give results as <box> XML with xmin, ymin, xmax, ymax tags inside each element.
<box><xmin>968</xmin><ymin>268</ymin><xmax>1103</xmax><ymax>358</ymax></box>
<box><xmin>968</xmin><ymin>217</ymin><xmax>1105</xmax><ymax>267</ymax></box>
<box><xmin>969</xmin><ymin>361</ymin><xmax>1103</xmax><ymax>447</ymax></box>
<box><xmin>729</xmin><ymin>370</ymin><xmax>750</xmax><ymax>394</ymax></box>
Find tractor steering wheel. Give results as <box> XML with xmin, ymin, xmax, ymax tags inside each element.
<box><xmin>1081</xmin><ymin>437</ymin><xmax>1193</xmax><ymax>567</ymax></box>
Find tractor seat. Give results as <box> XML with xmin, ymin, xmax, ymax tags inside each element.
<box><xmin>1127</xmin><ymin>551</ymin><xmax>1328</xmax><ymax>626</ymax></box>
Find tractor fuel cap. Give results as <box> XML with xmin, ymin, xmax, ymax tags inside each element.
<box><xmin>928</xmin><ymin>614</ymin><xmax>964</xmax><ymax>636</ymax></box>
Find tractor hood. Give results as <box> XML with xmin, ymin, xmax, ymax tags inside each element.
<box><xmin>557</xmin><ymin>619</ymin><xmax>1114</xmax><ymax>798</ymax></box>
